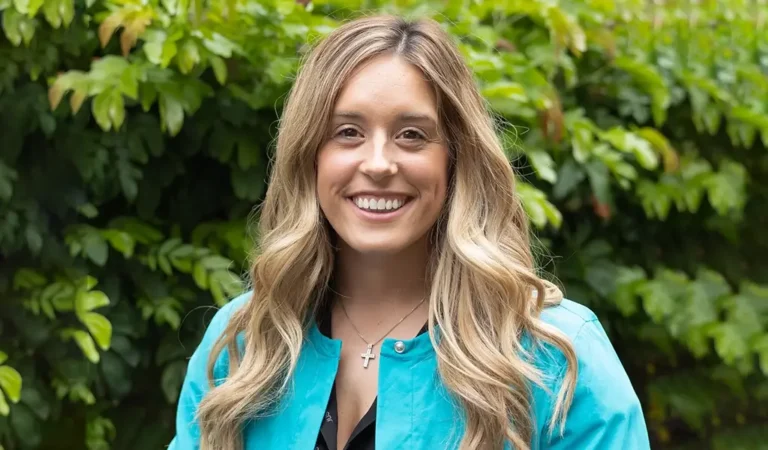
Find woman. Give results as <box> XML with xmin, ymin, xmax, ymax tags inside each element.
<box><xmin>169</xmin><ymin>14</ymin><xmax>650</xmax><ymax>450</ymax></box>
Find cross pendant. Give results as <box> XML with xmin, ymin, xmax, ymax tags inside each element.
<box><xmin>361</xmin><ymin>344</ymin><xmax>375</xmax><ymax>368</ymax></box>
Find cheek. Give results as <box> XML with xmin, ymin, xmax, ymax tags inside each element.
<box><xmin>316</xmin><ymin>148</ymin><xmax>356</xmax><ymax>204</ymax></box>
<box><xmin>421</xmin><ymin>150</ymin><xmax>450</xmax><ymax>203</ymax></box>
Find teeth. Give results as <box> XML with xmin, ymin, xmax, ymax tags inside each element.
<box><xmin>352</xmin><ymin>196</ymin><xmax>407</xmax><ymax>212</ymax></box>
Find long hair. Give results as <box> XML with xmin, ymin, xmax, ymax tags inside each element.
<box><xmin>196</xmin><ymin>14</ymin><xmax>578</xmax><ymax>450</ymax></box>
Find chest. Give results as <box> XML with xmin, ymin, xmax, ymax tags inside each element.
<box><xmin>334</xmin><ymin>339</ymin><xmax>379</xmax><ymax>446</ymax></box>
<box><xmin>241</xmin><ymin>330</ymin><xmax>465</xmax><ymax>450</ymax></box>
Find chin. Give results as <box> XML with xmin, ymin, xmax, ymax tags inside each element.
<box><xmin>342</xmin><ymin>234</ymin><xmax>415</xmax><ymax>255</ymax></box>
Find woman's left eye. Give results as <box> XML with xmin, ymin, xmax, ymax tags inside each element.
<box><xmin>400</xmin><ymin>129</ymin><xmax>426</xmax><ymax>141</ymax></box>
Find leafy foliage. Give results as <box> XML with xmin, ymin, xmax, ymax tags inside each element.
<box><xmin>1</xmin><ymin>0</ymin><xmax>766</xmax><ymax>448</ymax></box>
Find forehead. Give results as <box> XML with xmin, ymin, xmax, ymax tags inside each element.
<box><xmin>333</xmin><ymin>54</ymin><xmax>439</xmax><ymax>122</ymax></box>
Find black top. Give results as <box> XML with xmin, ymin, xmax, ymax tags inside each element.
<box><xmin>314</xmin><ymin>305</ymin><xmax>428</xmax><ymax>450</ymax></box>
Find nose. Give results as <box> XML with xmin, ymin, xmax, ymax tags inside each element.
<box><xmin>358</xmin><ymin>136</ymin><xmax>397</xmax><ymax>180</ymax></box>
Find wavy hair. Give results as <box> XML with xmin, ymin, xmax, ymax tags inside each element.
<box><xmin>196</xmin><ymin>14</ymin><xmax>577</xmax><ymax>450</ymax></box>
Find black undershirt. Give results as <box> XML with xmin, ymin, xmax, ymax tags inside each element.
<box><xmin>314</xmin><ymin>305</ymin><xmax>428</xmax><ymax>450</ymax></box>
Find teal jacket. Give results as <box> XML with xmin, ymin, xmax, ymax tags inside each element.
<box><xmin>170</xmin><ymin>292</ymin><xmax>651</xmax><ymax>449</ymax></box>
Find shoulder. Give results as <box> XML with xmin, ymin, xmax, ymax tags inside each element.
<box><xmin>186</xmin><ymin>291</ymin><xmax>253</xmax><ymax>380</ymax></box>
<box><xmin>208</xmin><ymin>290</ymin><xmax>252</xmax><ymax>330</ymax></box>
<box><xmin>539</xmin><ymin>298</ymin><xmax>599</xmax><ymax>338</ymax></box>
<box><xmin>532</xmin><ymin>299</ymin><xmax>649</xmax><ymax>447</ymax></box>
<box><xmin>535</xmin><ymin>298</ymin><xmax>630</xmax><ymax>392</ymax></box>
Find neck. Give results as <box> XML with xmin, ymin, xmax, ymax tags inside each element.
<box><xmin>332</xmin><ymin>237</ymin><xmax>430</xmax><ymax>307</ymax></box>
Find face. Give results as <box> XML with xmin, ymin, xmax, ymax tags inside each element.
<box><xmin>316</xmin><ymin>54</ymin><xmax>450</xmax><ymax>255</ymax></box>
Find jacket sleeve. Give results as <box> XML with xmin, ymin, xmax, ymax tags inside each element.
<box><xmin>168</xmin><ymin>296</ymin><xmax>246</xmax><ymax>449</ymax></box>
<box><xmin>541</xmin><ymin>319</ymin><xmax>651</xmax><ymax>450</ymax></box>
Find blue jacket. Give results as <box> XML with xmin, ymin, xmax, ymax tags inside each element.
<box><xmin>170</xmin><ymin>292</ymin><xmax>651</xmax><ymax>449</ymax></box>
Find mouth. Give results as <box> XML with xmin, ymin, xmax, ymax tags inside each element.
<box><xmin>347</xmin><ymin>195</ymin><xmax>413</xmax><ymax>220</ymax></box>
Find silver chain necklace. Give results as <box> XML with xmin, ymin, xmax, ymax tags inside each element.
<box><xmin>338</xmin><ymin>297</ymin><xmax>426</xmax><ymax>369</ymax></box>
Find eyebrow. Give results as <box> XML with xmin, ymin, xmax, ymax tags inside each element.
<box><xmin>332</xmin><ymin>110</ymin><xmax>439</xmax><ymax>126</ymax></box>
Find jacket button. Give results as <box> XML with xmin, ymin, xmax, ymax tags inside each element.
<box><xmin>394</xmin><ymin>341</ymin><xmax>406</xmax><ymax>353</ymax></box>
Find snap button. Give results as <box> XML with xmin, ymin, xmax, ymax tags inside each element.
<box><xmin>394</xmin><ymin>341</ymin><xmax>406</xmax><ymax>353</ymax></box>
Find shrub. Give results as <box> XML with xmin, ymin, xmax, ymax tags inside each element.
<box><xmin>1</xmin><ymin>0</ymin><xmax>766</xmax><ymax>448</ymax></box>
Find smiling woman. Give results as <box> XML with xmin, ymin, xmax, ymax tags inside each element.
<box><xmin>168</xmin><ymin>14</ymin><xmax>651</xmax><ymax>450</ymax></box>
<box><xmin>317</xmin><ymin>54</ymin><xmax>449</xmax><ymax>255</ymax></box>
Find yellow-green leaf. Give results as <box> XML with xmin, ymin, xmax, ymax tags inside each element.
<box><xmin>91</xmin><ymin>90</ymin><xmax>113</xmax><ymax>131</ymax></box>
<box><xmin>0</xmin><ymin>390</ymin><xmax>8</xmax><ymax>416</ymax></box>
<box><xmin>75</xmin><ymin>290</ymin><xmax>109</xmax><ymax>313</ymax></box>
<box><xmin>72</xmin><ymin>330</ymin><xmax>100</xmax><ymax>363</ymax></box>
<box><xmin>81</xmin><ymin>312</ymin><xmax>112</xmax><ymax>350</ymax></box>
<box><xmin>0</xmin><ymin>366</ymin><xmax>22</xmax><ymax>403</ymax></box>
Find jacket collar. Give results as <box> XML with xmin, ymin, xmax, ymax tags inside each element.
<box><xmin>306</xmin><ymin>319</ymin><xmax>437</xmax><ymax>361</ymax></box>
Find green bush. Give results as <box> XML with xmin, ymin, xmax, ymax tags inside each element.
<box><xmin>1</xmin><ymin>0</ymin><xmax>767</xmax><ymax>448</ymax></box>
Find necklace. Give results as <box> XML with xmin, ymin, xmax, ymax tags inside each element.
<box><xmin>339</xmin><ymin>297</ymin><xmax>426</xmax><ymax>369</ymax></box>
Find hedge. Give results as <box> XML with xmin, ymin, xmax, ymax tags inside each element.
<box><xmin>1</xmin><ymin>0</ymin><xmax>767</xmax><ymax>448</ymax></box>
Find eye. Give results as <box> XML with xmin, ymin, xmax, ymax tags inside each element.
<box><xmin>335</xmin><ymin>127</ymin><xmax>362</xmax><ymax>139</ymax></box>
<box><xmin>399</xmin><ymin>129</ymin><xmax>427</xmax><ymax>141</ymax></box>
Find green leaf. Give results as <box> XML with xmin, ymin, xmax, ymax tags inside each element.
<box><xmin>0</xmin><ymin>366</ymin><xmax>22</xmax><ymax>403</ymax></box>
<box><xmin>22</xmin><ymin>385</ymin><xmax>49</xmax><ymax>420</ymax></box>
<box><xmin>2</xmin><ymin>8</ymin><xmax>24</xmax><ymax>46</ymax></box>
<box><xmin>83</xmin><ymin>232</ymin><xmax>108</xmax><ymax>266</ymax></box>
<box><xmin>100</xmin><ymin>352</ymin><xmax>132</xmax><ymax>399</ymax></box>
<box><xmin>613</xmin><ymin>266</ymin><xmax>647</xmax><ymax>316</ymax></box>
<box><xmin>231</xmin><ymin>166</ymin><xmax>266</xmax><ymax>201</ymax></box>
<box><xmin>0</xmin><ymin>161</ymin><xmax>18</xmax><ymax>201</ymax></box>
<box><xmin>80</xmin><ymin>313</ymin><xmax>112</xmax><ymax>350</ymax></box>
<box><xmin>102</xmin><ymin>229</ymin><xmax>135</xmax><ymax>258</ymax></box>
<box><xmin>481</xmin><ymin>81</ymin><xmax>528</xmax><ymax>102</ymax></box>
<box><xmin>754</xmin><ymin>334</ymin><xmax>768</xmax><ymax>376</ymax></box>
<box><xmin>118</xmin><ymin>66</ymin><xmax>139</xmax><ymax>99</ymax></box>
<box><xmin>553</xmin><ymin>158</ymin><xmax>584</xmax><ymax>199</ymax></box>
<box><xmin>12</xmin><ymin>268</ymin><xmax>46</xmax><ymax>290</ymax></box>
<box><xmin>0</xmin><ymin>390</ymin><xmax>8</xmax><ymax>416</ymax></box>
<box><xmin>201</xmin><ymin>32</ymin><xmax>236</xmax><ymax>58</ymax></box>
<box><xmin>639</xmin><ymin>279</ymin><xmax>677</xmax><ymax>323</ymax></box>
<box><xmin>76</xmin><ymin>291</ymin><xmax>109</xmax><ymax>313</ymax></box>
<box><xmin>209</xmin><ymin>272</ymin><xmax>226</xmax><ymax>305</ymax></box>
<box><xmin>585</xmin><ymin>160</ymin><xmax>611</xmax><ymax>206</ymax></box>
<box><xmin>177</xmin><ymin>40</ymin><xmax>200</xmax><ymax>74</ymax></box>
<box><xmin>117</xmin><ymin>159</ymin><xmax>142</xmax><ymax>202</ymax></box>
<box><xmin>71</xmin><ymin>330</ymin><xmax>100</xmax><ymax>363</ymax></box>
<box><xmin>236</xmin><ymin>139</ymin><xmax>260</xmax><ymax>170</ymax></box>
<box><xmin>42</xmin><ymin>0</ymin><xmax>61</xmax><ymax>28</ymax></box>
<box><xmin>159</xmin><ymin>93</ymin><xmax>184</xmax><ymax>136</ymax></box>
<box><xmin>108</xmin><ymin>90</ymin><xmax>125</xmax><ymax>129</ymax></box>
<box><xmin>201</xmin><ymin>255</ymin><xmax>233</xmax><ymax>271</ymax></box>
<box><xmin>91</xmin><ymin>90</ymin><xmax>113</xmax><ymax>131</ymax></box>
<box><xmin>110</xmin><ymin>335</ymin><xmax>140</xmax><ymax>368</ymax></box>
<box><xmin>12</xmin><ymin>0</ymin><xmax>29</xmax><ymax>13</ymax></box>
<box><xmin>516</xmin><ymin>183</ymin><xmax>560</xmax><ymax>228</ymax></box>
<box><xmin>210</xmin><ymin>56</ymin><xmax>227</xmax><ymax>85</ymax></box>
<box><xmin>77</xmin><ymin>203</ymin><xmax>99</xmax><ymax>218</ymax></box>
<box><xmin>155</xmin><ymin>302</ymin><xmax>181</xmax><ymax>330</ymax></box>
<box><xmin>161</xmin><ymin>361</ymin><xmax>186</xmax><ymax>404</ymax></box>
<box><xmin>710</xmin><ymin>323</ymin><xmax>750</xmax><ymax>365</ymax></box>
<box><xmin>25</xmin><ymin>227</ymin><xmax>42</xmax><ymax>254</ymax></box>
<box><xmin>526</xmin><ymin>150</ymin><xmax>557</xmax><ymax>183</ymax></box>
<box><xmin>706</xmin><ymin>160</ymin><xmax>747</xmax><ymax>216</ymax></box>
<box><xmin>192</xmin><ymin>262</ymin><xmax>208</xmax><ymax>289</ymax></box>
<box><xmin>25</xmin><ymin>0</ymin><xmax>43</xmax><ymax>16</ymax></box>
<box><xmin>0</xmin><ymin>353</ymin><xmax>6</xmax><ymax>365</ymax></box>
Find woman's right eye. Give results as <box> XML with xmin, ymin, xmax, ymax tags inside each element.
<box><xmin>336</xmin><ymin>127</ymin><xmax>362</xmax><ymax>139</ymax></box>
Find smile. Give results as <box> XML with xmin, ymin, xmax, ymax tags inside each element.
<box><xmin>351</xmin><ymin>196</ymin><xmax>409</xmax><ymax>213</ymax></box>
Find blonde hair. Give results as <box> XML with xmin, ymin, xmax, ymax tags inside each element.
<box><xmin>197</xmin><ymin>14</ymin><xmax>577</xmax><ymax>450</ymax></box>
